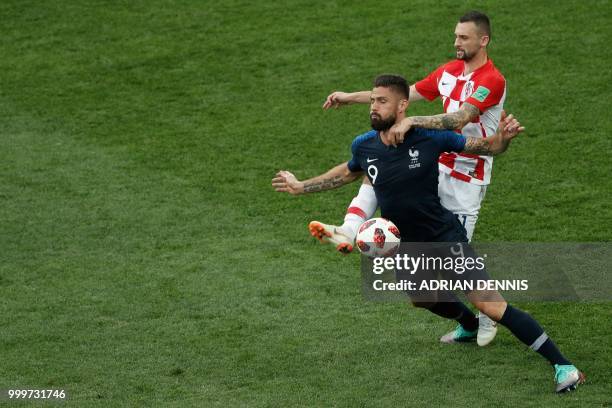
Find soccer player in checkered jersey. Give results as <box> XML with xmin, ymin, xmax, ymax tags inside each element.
<box><xmin>311</xmin><ymin>11</ymin><xmax>503</xmax><ymax>346</ymax></box>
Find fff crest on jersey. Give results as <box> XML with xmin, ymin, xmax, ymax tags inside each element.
<box><xmin>408</xmin><ymin>148</ymin><xmax>421</xmax><ymax>169</ymax></box>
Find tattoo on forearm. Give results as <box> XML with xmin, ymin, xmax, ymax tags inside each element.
<box><xmin>441</xmin><ymin>114</ymin><xmax>464</xmax><ymax>129</ymax></box>
<box><xmin>460</xmin><ymin>103</ymin><xmax>480</xmax><ymax>122</ymax></box>
<box><xmin>464</xmin><ymin>137</ymin><xmax>492</xmax><ymax>155</ymax></box>
<box><xmin>303</xmin><ymin>175</ymin><xmax>345</xmax><ymax>193</ymax></box>
<box><xmin>411</xmin><ymin>103</ymin><xmax>479</xmax><ymax>130</ymax></box>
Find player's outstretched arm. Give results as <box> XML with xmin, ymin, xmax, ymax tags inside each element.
<box><xmin>388</xmin><ymin>102</ymin><xmax>480</xmax><ymax>145</ymax></box>
<box><xmin>272</xmin><ymin>163</ymin><xmax>363</xmax><ymax>195</ymax></box>
<box><xmin>323</xmin><ymin>85</ymin><xmax>423</xmax><ymax>110</ymax></box>
<box><xmin>463</xmin><ymin>112</ymin><xmax>525</xmax><ymax>156</ymax></box>
<box><xmin>322</xmin><ymin>91</ymin><xmax>371</xmax><ymax>109</ymax></box>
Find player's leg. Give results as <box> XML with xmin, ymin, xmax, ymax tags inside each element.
<box><xmin>462</xmin><ymin>214</ymin><xmax>500</xmax><ymax>347</ymax></box>
<box><xmin>443</xmin><ymin>242</ymin><xmax>584</xmax><ymax>393</ymax></box>
<box><xmin>396</xmin><ymin>243</ymin><xmax>479</xmax><ymax>343</ymax></box>
<box><xmin>309</xmin><ymin>176</ymin><xmax>377</xmax><ymax>253</ymax></box>
<box><xmin>404</xmin><ymin>242</ymin><xmax>481</xmax><ymax>343</ymax></box>
<box><xmin>438</xmin><ymin>173</ymin><xmax>497</xmax><ymax>345</ymax></box>
<box><xmin>468</xmin><ymin>293</ymin><xmax>585</xmax><ymax>392</ymax></box>
<box><xmin>418</xmin><ymin>299</ymin><xmax>480</xmax><ymax>343</ymax></box>
<box><xmin>411</xmin><ymin>295</ymin><xmax>479</xmax><ymax>343</ymax></box>
<box><xmin>341</xmin><ymin>176</ymin><xmax>377</xmax><ymax>239</ymax></box>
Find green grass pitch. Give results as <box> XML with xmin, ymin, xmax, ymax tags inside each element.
<box><xmin>1</xmin><ymin>0</ymin><xmax>610</xmax><ymax>406</ymax></box>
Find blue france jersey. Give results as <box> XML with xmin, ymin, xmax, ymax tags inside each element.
<box><xmin>347</xmin><ymin>128</ymin><xmax>466</xmax><ymax>242</ymax></box>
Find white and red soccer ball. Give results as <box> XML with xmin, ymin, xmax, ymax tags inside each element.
<box><xmin>355</xmin><ymin>218</ymin><xmax>401</xmax><ymax>258</ymax></box>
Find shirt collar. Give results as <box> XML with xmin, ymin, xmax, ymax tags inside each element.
<box><xmin>458</xmin><ymin>58</ymin><xmax>492</xmax><ymax>80</ymax></box>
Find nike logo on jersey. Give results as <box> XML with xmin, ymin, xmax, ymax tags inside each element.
<box><xmin>366</xmin><ymin>158</ymin><xmax>378</xmax><ymax>163</ymax></box>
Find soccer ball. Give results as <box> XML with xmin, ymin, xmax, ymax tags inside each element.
<box><xmin>355</xmin><ymin>218</ymin><xmax>401</xmax><ymax>258</ymax></box>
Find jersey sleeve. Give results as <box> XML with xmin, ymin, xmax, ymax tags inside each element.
<box><xmin>347</xmin><ymin>130</ymin><xmax>376</xmax><ymax>172</ymax></box>
<box><xmin>465</xmin><ymin>74</ymin><xmax>506</xmax><ymax>112</ymax></box>
<box><xmin>419</xmin><ymin>128</ymin><xmax>466</xmax><ymax>153</ymax></box>
<box><xmin>414</xmin><ymin>64</ymin><xmax>445</xmax><ymax>101</ymax></box>
<box><xmin>347</xmin><ymin>154</ymin><xmax>362</xmax><ymax>172</ymax></box>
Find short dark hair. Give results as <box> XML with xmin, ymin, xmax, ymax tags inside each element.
<box><xmin>373</xmin><ymin>74</ymin><xmax>410</xmax><ymax>99</ymax></box>
<box><xmin>459</xmin><ymin>10</ymin><xmax>491</xmax><ymax>38</ymax></box>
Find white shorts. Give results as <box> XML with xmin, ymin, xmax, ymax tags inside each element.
<box><xmin>438</xmin><ymin>172</ymin><xmax>487</xmax><ymax>241</ymax></box>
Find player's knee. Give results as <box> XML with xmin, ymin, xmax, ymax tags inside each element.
<box><xmin>473</xmin><ymin>301</ymin><xmax>507</xmax><ymax>321</ymax></box>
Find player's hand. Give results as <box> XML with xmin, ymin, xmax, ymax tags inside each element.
<box><xmin>272</xmin><ymin>170</ymin><xmax>304</xmax><ymax>195</ymax></box>
<box><xmin>498</xmin><ymin>111</ymin><xmax>525</xmax><ymax>141</ymax></box>
<box><xmin>388</xmin><ymin>118</ymin><xmax>414</xmax><ymax>146</ymax></box>
<box><xmin>322</xmin><ymin>91</ymin><xmax>351</xmax><ymax>110</ymax></box>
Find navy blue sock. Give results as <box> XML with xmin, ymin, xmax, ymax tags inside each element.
<box><xmin>428</xmin><ymin>301</ymin><xmax>478</xmax><ymax>332</ymax></box>
<box><xmin>499</xmin><ymin>304</ymin><xmax>571</xmax><ymax>366</ymax></box>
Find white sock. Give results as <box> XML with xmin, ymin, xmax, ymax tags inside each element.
<box><xmin>340</xmin><ymin>184</ymin><xmax>377</xmax><ymax>239</ymax></box>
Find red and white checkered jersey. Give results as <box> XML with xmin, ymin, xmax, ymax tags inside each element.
<box><xmin>415</xmin><ymin>59</ymin><xmax>506</xmax><ymax>185</ymax></box>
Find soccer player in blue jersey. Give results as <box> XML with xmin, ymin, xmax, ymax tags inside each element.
<box><xmin>272</xmin><ymin>74</ymin><xmax>584</xmax><ymax>393</ymax></box>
